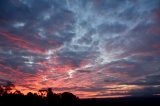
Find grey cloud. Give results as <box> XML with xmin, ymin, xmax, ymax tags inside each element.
<box><xmin>96</xmin><ymin>56</ymin><xmax>160</xmax><ymax>80</ymax></box>
<box><xmin>129</xmin><ymin>86</ymin><xmax>160</xmax><ymax>96</ymax></box>
<box><xmin>104</xmin><ymin>76</ymin><xmax>123</xmax><ymax>83</ymax></box>
<box><xmin>130</xmin><ymin>74</ymin><xmax>160</xmax><ymax>86</ymax></box>
<box><xmin>49</xmin><ymin>86</ymin><xmax>108</xmax><ymax>92</ymax></box>
<box><xmin>98</xmin><ymin>23</ymin><xmax>127</xmax><ymax>34</ymax></box>
<box><xmin>77</xmin><ymin>70</ymin><xmax>93</xmax><ymax>73</ymax></box>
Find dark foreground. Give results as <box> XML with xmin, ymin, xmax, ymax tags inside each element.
<box><xmin>0</xmin><ymin>95</ymin><xmax>160</xmax><ymax>106</ymax></box>
<box><xmin>0</xmin><ymin>87</ymin><xmax>160</xmax><ymax>106</ymax></box>
<box><xmin>80</xmin><ymin>96</ymin><xmax>160</xmax><ymax>106</ymax></box>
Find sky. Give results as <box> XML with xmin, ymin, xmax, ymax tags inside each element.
<box><xmin>0</xmin><ymin>0</ymin><xmax>160</xmax><ymax>98</ymax></box>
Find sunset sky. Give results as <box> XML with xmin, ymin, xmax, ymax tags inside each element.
<box><xmin>0</xmin><ymin>0</ymin><xmax>160</xmax><ymax>98</ymax></box>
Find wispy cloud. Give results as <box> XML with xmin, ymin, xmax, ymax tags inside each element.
<box><xmin>0</xmin><ymin>0</ymin><xmax>160</xmax><ymax>98</ymax></box>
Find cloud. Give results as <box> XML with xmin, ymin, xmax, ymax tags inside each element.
<box><xmin>0</xmin><ymin>0</ymin><xmax>160</xmax><ymax>98</ymax></box>
<box><xmin>129</xmin><ymin>74</ymin><xmax>160</xmax><ymax>86</ymax></box>
<box><xmin>129</xmin><ymin>86</ymin><xmax>160</xmax><ymax>96</ymax></box>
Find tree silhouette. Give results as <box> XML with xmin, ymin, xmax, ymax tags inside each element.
<box><xmin>0</xmin><ymin>83</ymin><xmax>158</xmax><ymax>106</ymax></box>
<box><xmin>13</xmin><ymin>90</ymin><xmax>22</xmax><ymax>95</ymax></box>
<box><xmin>61</xmin><ymin>92</ymin><xmax>79</xmax><ymax>106</ymax></box>
<box><xmin>0</xmin><ymin>85</ymin><xmax>80</xmax><ymax>106</ymax></box>
<box><xmin>47</xmin><ymin>88</ymin><xmax>54</xmax><ymax>98</ymax></box>
<box><xmin>46</xmin><ymin>88</ymin><xmax>60</xmax><ymax>105</ymax></box>
<box><xmin>38</xmin><ymin>89</ymin><xmax>47</xmax><ymax>97</ymax></box>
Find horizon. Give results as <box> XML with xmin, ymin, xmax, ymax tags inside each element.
<box><xmin>1</xmin><ymin>85</ymin><xmax>159</xmax><ymax>99</ymax></box>
<box><xmin>0</xmin><ymin>0</ymin><xmax>160</xmax><ymax>98</ymax></box>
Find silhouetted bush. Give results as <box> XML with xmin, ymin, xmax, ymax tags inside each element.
<box><xmin>0</xmin><ymin>86</ymin><xmax>159</xmax><ymax>106</ymax></box>
<box><xmin>61</xmin><ymin>92</ymin><xmax>79</xmax><ymax>106</ymax></box>
<box><xmin>0</xmin><ymin>86</ymin><xmax>79</xmax><ymax>106</ymax></box>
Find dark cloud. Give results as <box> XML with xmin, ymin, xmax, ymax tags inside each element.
<box><xmin>130</xmin><ymin>74</ymin><xmax>160</xmax><ymax>86</ymax></box>
<box><xmin>103</xmin><ymin>76</ymin><xmax>122</xmax><ymax>83</ymax></box>
<box><xmin>50</xmin><ymin>86</ymin><xmax>108</xmax><ymax>92</ymax></box>
<box><xmin>0</xmin><ymin>78</ymin><xmax>14</xmax><ymax>86</ymax></box>
<box><xmin>98</xmin><ymin>23</ymin><xmax>127</xmax><ymax>34</ymax></box>
<box><xmin>129</xmin><ymin>86</ymin><xmax>160</xmax><ymax>96</ymax></box>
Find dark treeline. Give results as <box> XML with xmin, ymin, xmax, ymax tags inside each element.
<box><xmin>0</xmin><ymin>85</ymin><xmax>78</xmax><ymax>106</ymax></box>
<box><xmin>0</xmin><ymin>85</ymin><xmax>160</xmax><ymax>106</ymax></box>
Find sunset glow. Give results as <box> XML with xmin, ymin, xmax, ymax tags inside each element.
<box><xmin>0</xmin><ymin>0</ymin><xmax>160</xmax><ymax>98</ymax></box>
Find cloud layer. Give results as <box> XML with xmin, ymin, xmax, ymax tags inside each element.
<box><xmin>0</xmin><ymin>0</ymin><xmax>160</xmax><ymax>98</ymax></box>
